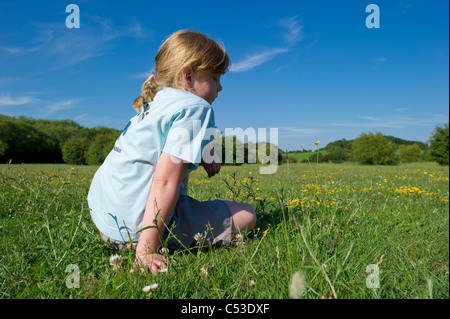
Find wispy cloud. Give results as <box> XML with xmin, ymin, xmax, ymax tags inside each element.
<box><xmin>279</xmin><ymin>126</ymin><xmax>325</xmax><ymax>139</ymax></box>
<box><xmin>127</xmin><ymin>18</ymin><xmax>153</xmax><ymax>40</ymax></box>
<box><xmin>278</xmin><ymin>15</ymin><xmax>304</xmax><ymax>47</ymax></box>
<box><xmin>131</xmin><ymin>67</ymin><xmax>154</xmax><ymax>80</ymax></box>
<box><xmin>230</xmin><ymin>48</ymin><xmax>289</xmax><ymax>73</ymax></box>
<box><xmin>371</xmin><ymin>57</ymin><xmax>387</xmax><ymax>63</ymax></box>
<box><xmin>230</xmin><ymin>16</ymin><xmax>304</xmax><ymax>73</ymax></box>
<box><xmin>0</xmin><ymin>94</ymin><xmax>33</xmax><ymax>107</ymax></box>
<box><xmin>47</xmin><ymin>98</ymin><xmax>81</xmax><ymax>114</ymax></box>
<box><xmin>332</xmin><ymin>113</ymin><xmax>448</xmax><ymax>129</ymax></box>
<box><xmin>2</xmin><ymin>16</ymin><xmax>152</xmax><ymax>67</ymax></box>
<box><xmin>1</xmin><ymin>45</ymin><xmax>40</xmax><ymax>54</ymax></box>
<box><xmin>359</xmin><ymin>115</ymin><xmax>383</xmax><ymax>121</ymax></box>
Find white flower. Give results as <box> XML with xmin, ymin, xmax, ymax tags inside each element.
<box><xmin>109</xmin><ymin>254</ymin><xmax>123</xmax><ymax>270</ymax></box>
<box><xmin>159</xmin><ymin>247</ymin><xmax>169</xmax><ymax>255</ymax></box>
<box><xmin>194</xmin><ymin>232</ymin><xmax>205</xmax><ymax>244</ymax></box>
<box><xmin>289</xmin><ymin>270</ymin><xmax>306</xmax><ymax>299</ymax></box>
<box><xmin>142</xmin><ymin>284</ymin><xmax>158</xmax><ymax>292</ymax></box>
<box><xmin>158</xmin><ymin>267</ymin><xmax>168</xmax><ymax>273</ymax></box>
<box><xmin>200</xmin><ymin>264</ymin><xmax>210</xmax><ymax>275</ymax></box>
<box><xmin>249</xmin><ymin>280</ymin><xmax>255</xmax><ymax>286</ymax></box>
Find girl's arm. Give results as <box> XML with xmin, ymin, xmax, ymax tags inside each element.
<box><xmin>133</xmin><ymin>151</ymin><xmax>189</xmax><ymax>274</ymax></box>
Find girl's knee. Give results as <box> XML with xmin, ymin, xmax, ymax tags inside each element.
<box><xmin>225</xmin><ymin>201</ymin><xmax>256</xmax><ymax>233</ymax></box>
<box><xmin>242</xmin><ymin>203</ymin><xmax>256</xmax><ymax>225</ymax></box>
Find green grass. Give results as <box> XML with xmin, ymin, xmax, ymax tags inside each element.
<box><xmin>0</xmin><ymin>162</ymin><xmax>448</xmax><ymax>299</ymax></box>
<box><xmin>284</xmin><ymin>150</ymin><xmax>325</xmax><ymax>163</ymax></box>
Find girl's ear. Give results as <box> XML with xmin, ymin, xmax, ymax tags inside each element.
<box><xmin>180</xmin><ymin>65</ymin><xmax>194</xmax><ymax>90</ymax></box>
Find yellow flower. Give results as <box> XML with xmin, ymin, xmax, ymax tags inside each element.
<box><xmin>313</xmin><ymin>141</ymin><xmax>320</xmax><ymax>146</ymax></box>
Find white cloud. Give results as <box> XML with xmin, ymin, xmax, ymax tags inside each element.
<box><xmin>230</xmin><ymin>48</ymin><xmax>288</xmax><ymax>72</ymax></box>
<box><xmin>331</xmin><ymin>115</ymin><xmax>439</xmax><ymax>129</ymax></box>
<box><xmin>131</xmin><ymin>67</ymin><xmax>154</xmax><ymax>79</ymax></box>
<box><xmin>127</xmin><ymin>18</ymin><xmax>152</xmax><ymax>40</ymax></box>
<box><xmin>278</xmin><ymin>126</ymin><xmax>325</xmax><ymax>139</ymax></box>
<box><xmin>47</xmin><ymin>98</ymin><xmax>81</xmax><ymax>114</ymax></box>
<box><xmin>0</xmin><ymin>95</ymin><xmax>33</xmax><ymax>106</ymax></box>
<box><xmin>1</xmin><ymin>47</ymin><xmax>22</xmax><ymax>54</ymax></box>
<box><xmin>1</xmin><ymin>46</ymin><xmax>40</xmax><ymax>54</ymax></box>
<box><xmin>278</xmin><ymin>15</ymin><xmax>304</xmax><ymax>47</ymax></box>
<box><xmin>2</xmin><ymin>16</ymin><xmax>152</xmax><ymax>67</ymax></box>
<box><xmin>359</xmin><ymin>115</ymin><xmax>383</xmax><ymax>121</ymax></box>
<box><xmin>230</xmin><ymin>16</ymin><xmax>304</xmax><ymax>73</ymax></box>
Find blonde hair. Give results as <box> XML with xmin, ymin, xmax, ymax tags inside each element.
<box><xmin>133</xmin><ymin>30</ymin><xmax>230</xmax><ymax>111</ymax></box>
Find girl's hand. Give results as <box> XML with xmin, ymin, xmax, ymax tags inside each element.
<box><xmin>201</xmin><ymin>155</ymin><xmax>221</xmax><ymax>178</ymax></box>
<box><xmin>131</xmin><ymin>252</ymin><xmax>167</xmax><ymax>275</ymax></box>
<box><xmin>201</xmin><ymin>147</ymin><xmax>221</xmax><ymax>178</ymax></box>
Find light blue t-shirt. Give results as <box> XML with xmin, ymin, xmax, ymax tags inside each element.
<box><xmin>87</xmin><ymin>88</ymin><xmax>215</xmax><ymax>242</ymax></box>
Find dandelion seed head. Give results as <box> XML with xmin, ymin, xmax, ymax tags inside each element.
<box><xmin>194</xmin><ymin>232</ymin><xmax>205</xmax><ymax>244</ymax></box>
<box><xmin>200</xmin><ymin>264</ymin><xmax>210</xmax><ymax>275</ymax></box>
<box><xmin>289</xmin><ymin>270</ymin><xmax>306</xmax><ymax>299</ymax></box>
<box><xmin>109</xmin><ymin>254</ymin><xmax>123</xmax><ymax>270</ymax></box>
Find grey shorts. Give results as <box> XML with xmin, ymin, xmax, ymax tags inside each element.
<box><xmin>99</xmin><ymin>195</ymin><xmax>233</xmax><ymax>251</ymax></box>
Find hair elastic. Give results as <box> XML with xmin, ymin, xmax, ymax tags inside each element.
<box><xmin>151</xmin><ymin>71</ymin><xmax>156</xmax><ymax>76</ymax></box>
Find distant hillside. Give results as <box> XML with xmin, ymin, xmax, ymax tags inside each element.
<box><xmin>0</xmin><ymin>114</ymin><xmax>438</xmax><ymax>165</ymax></box>
<box><xmin>0</xmin><ymin>115</ymin><xmax>120</xmax><ymax>164</ymax></box>
<box><xmin>281</xmin><ymin>136</ymin><xmax>430</xmax><ymax>164</ymax></box>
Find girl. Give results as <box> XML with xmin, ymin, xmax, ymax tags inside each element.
<box><xmin>87</xmin><ymin>30</ymin><xmax>256</xmax><ymax>275</ymax></box>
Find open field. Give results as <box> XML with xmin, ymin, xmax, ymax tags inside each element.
<box><xmin>0</xmin><ymin>162</ymin><xmax>448</xmax><ymax>299</ymax></box>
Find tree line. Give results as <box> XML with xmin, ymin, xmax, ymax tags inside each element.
<box><xmin>0</xmin><ymin>115</ymin><xmax>448</xmax><ymax>166</ymax></box>
<box><xmin>284</xmin><ymin>124</ymin><xmax>449</xmax><ymax>166</ymax></box>
<box><xmin>0</xmin><ymin>115</ymin><xmax>120</xmax><ymax>165</ymax></box>
<box><xmin>0</xmin><ymin>115</ymin><xmax>282</xmax><ymax>166</ymax></box>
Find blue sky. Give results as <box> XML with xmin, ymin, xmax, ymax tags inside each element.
<box><xmin>0</xmin><ymin>0</ymin><xmax>448</xmax><ymax>151</ymax></box>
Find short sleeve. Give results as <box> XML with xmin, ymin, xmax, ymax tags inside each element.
<box><xmin>163</xmin><ymin>105</ymin><xmax>215</xmax><ymax>170</ymax></box>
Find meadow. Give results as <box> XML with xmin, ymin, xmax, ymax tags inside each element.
<box><xmin>0</xmin><ymin>162</ymin><xmax>448</xmax><ymax>299</ymax></box>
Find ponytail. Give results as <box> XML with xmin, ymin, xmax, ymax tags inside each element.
<box><xmin>142</xmin><ymin>74</ymin><xmax>159</xmax><ymax>103</ymax></box>
<box><xmin>132</xmin><ymin>96</ymin><xmax>144</xmax><ymax>112</ymax></box>
<box><xmin>132</xmin><ymin>73</ymin><xmax>158</xmax><ymax>112</ymax></box>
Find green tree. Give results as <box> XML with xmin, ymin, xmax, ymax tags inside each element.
<box><xmin>323</xmin><ymin>144</ymin><xmax>346</xmax><ymax>163</ymax></box>
<box><xmin>428</xmin><ymin>123</ymin><xmax>449</xmax><ymax>165</ymax></box>
<box><xmin>0</xmin><ymin>139</ymin><xmax>7</xmax><ymax>157</ymax></box>
<box><xmin>19</xmin><ymin>117</ymin><xmax>81</xmax><ymax>148</ymax></box>
<box><xmin>214</xmin><ymin>136</ymin><xmax>244</xmax><ymax>165</ymax></box>
<box><xmin>0</xmin><ymin>117</ymin><xmax>60</xmax><ymax>163</ymax></box>
<box><xmin>85</xmin><ymin>132</ymin><xmax>119</xmax><ymax>165</ymax></box>
<box><xmin>62</xmin><ymin>136</ymin><xmax>90</xmax><ymax>165</ymax></box>
<box><xmin>352</xmin><ymin>132</ymin><xmax>397</xmax><ymax>165</ymax></box>
<box><xmin>399</xmin><ymin>144</ymin><xmax>422</xmax><ymax>163</ymax></box>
